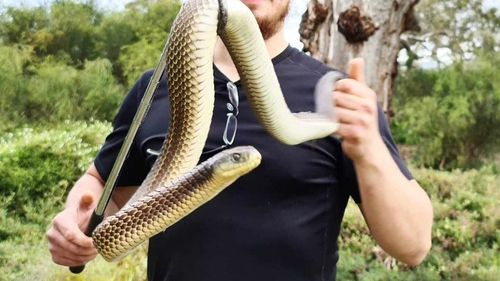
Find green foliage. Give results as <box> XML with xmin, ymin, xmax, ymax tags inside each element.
<box><xmin>0</xmin><ymin>1</ymin><xmax>102</xmax><ymax>66</ymax></box>
<box><xmin>338</xmin><ymin>167</ymin><xmax>499</xmax><ymax>281</ymax></box>
<box><xmin>0</xmin><ymin>0</ymin><xmax>180</xmax><ymax>85</ymax></box>
<box><xmin>0</xmin><ymin>121</ymin><xmax>110</xmax><ymax>224</ymax></box>
<box><xmin>25</xmin><ymin>59</ymin><xmax>80</xmax><ymax>120</ymax></box>
<box><xmin>117</xmin><ymin>0</ymin><xmax>181</xmax><ymax>85</ymax></box>
<box><xmin>78</xmin><ymin>59</ymin><xmax>126</xmax><ymax>121</ymax></box>
<box><xmin>0</xmin><ymin>6</ymin><xmax>49</xmax><ymax>45</ymax></box>
<box><xmin>119</xmin><ymin>33</ymin><xmax>166</xmax><ymax>86</ymax></box>
<box><xmin>0</xmin><ymin>44</ymin><xmax>124</xmax><ymax>124</ymax></box>
<box><xmin>0</xmin><ymin>45</ymin><xmax>32</xmax><ymax>130</ymax></box>
<box><xmin>392</xmin><ymin>53</ymin><xmax>500</xmax><ymax>169</ymax></box>
<box><xmin>0</xmin><ymin>122</ymin><xmax>149</xmax><ymax>281</ymax></box>
<box><xmin>0</xmin><ymin>1</ymin><xmax>181</xmax><ymax>125</ymax></box>
<box><xmin>93</xmin><ymin>13</ymin><xmax>137</xmax><ymax>80</ymax></box>
<box><xmin>25</xmin><ymin>57</ymin><xmax>124</xmax><ymax>122</ymax></box>
<box><xmin>46</xmin><ymin>1</ymin><xmax>102</xmax><ymax>65</ymax></box>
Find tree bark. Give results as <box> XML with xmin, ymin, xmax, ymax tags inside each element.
<box><xmin>300</xmin><ymin>0</ymin><xmax>419</xmax><ymax>117</ymax></box>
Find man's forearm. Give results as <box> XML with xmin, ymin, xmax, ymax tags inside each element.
<box><xmin>64</xmin><ymin>164</ymin><xmax>128</xmax><ymax>216</ymax></box>
<box><xmin>354</xmin><ymin>139</ymin><xmax>433</xmax><ymax>266</ymax></box>
<box><xmin>65</xmin><ymin>165</ymin><xmax>105</xmax><ymax>211</ymax></box>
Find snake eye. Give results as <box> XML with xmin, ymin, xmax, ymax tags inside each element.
<box><xmin>232</xmin><ymin>153</ymin><xmax>241</xmax><ymax>162</ymax></box>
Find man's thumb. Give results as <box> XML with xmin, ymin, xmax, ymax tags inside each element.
<box><xmin>348</xmin><ymin>58</ymin><xmax>365</xmax><ymax>84</ymax></box>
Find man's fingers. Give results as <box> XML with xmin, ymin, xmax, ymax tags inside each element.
<box><xmin>51</xmin><ymin>255</ymin><xmax>85</xmax><ymax>267</ymax></box>
<box><xmin>348</xmin><ymin>58</ymin><xmax>365</xmax><ymax>84</ymax></box>
<box><xmin>49</xmin><ymin>243</ymin><xmax>97</xmax><ymax>264</ymax></box>
<box><xmin>47</xmin><ymin>209</ymin><xmax>98</xmax><ymax>268</ymax></box>
<box><xmin>334</xmin><ymin>90</ymin><xmax>377</xmax><ymax>115</ymax></box>
<box><xmin>77</xmin><ymin>194</ymin><xmax>96</xmax><ymax>230</ymax></box>
<box><xmin>53</xmin><ymin>217</ymin><xmax>94</xmax><ymax>249</ymax></box>
<box><xmin>336</xmin><ymin>124</ymin><xmax>363</xmax><ymax>141</ymax></box>
<box><xmin>46</xmin><ymin>227</ymin><xmax>97</xmax><ymax>256</ymax></box>
<box><xmin>47</xmin><ymin>228</ymin><xmax>97</xmax><ymax>267</ymax></box>
<box><xmin>335</xmin><ymin>79</ymin><xmax>376</xmax><ymax>100</ymax></box>
<box><xmin>334</xmin><ymin>91</ymin><xmax>373</xmax><ymax>111</ymax></box>
<box><xmin>335</xmin><ymin>107</ymin><xmax>372</xmax><ymax>127</ymax></box>
<box><xmin>50</xmin><ymin>250</ymin><xmax>96</xmax><ymax>267</ymax></box>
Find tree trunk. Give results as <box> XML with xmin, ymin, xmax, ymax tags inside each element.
<box><xmin>300</xmin><ymin>0</ymin><xmax>420</xmax><ymax>117</ymax></box>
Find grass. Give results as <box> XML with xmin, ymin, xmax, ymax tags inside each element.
<box><xmin>337</xmin><ymin>166</ymin><xmax>500</xmax><ymax>281</ymax></box>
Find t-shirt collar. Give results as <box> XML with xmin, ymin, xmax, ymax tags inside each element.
<box><xmin>213</xmin><ymin>44</ymin><xmax>294</xmax><ymax>85</ymax></box>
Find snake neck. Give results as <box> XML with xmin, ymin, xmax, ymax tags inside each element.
<box><xmin>93</xmin><ymin>147</ymin><xmax>261</xmax><ymax>262</ymax></box>
<box><xmin>220</xmin><ymin>0</ymin><xmax>338</xmax><ymax>145</ymax></box>
<box><xmin>126</xmin><ymin>0</ymin><xmax>220</xmax><ymax>206</ymax></box>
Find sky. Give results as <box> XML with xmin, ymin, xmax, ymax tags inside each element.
<box><xmin>1</xmin><ymin>0</ymin><xmax>135</xmax><ymax>11</ymax></box>
<box><xmin>2</xmin><ymin>0</ymin><xmax>498</xmax><ymax>13</ymax></box>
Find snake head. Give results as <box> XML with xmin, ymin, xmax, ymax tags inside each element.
<box><xmin>211</xmin><ymin>146</ymin><xmax>262</xmax><ymax>180</ymax></box>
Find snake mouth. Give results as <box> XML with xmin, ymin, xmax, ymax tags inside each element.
<box><xmin>244</xmin><ymin>152</ymin><xmax>263</xmax><ymax>172</ymax></box>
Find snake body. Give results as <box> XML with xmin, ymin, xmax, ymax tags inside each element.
<box><xmin>92</xmin><ymin>0</ymin><xmax>340</xmax><ymax>261</ymax></box>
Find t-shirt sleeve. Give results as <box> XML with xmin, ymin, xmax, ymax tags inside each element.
<box><xmin>341</xmin><ymin>106</ymin><xmax>413</xmax><ymax>204</ymax></box>
<box><xmin>93</xmin><ymin>71</ymin><xmax>153</xmax><ymax>187</ymax></box>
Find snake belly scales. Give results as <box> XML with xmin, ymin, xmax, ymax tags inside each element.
<box><xmin>92</xmin><ymin>0</ymin><xmax>340</xmax><ymax>262</ymax></box>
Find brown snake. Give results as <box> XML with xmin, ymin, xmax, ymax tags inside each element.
<box><xmin>92</xmin><ymin>0</ymin><xmax>340</xmax><ymax>261</ymax></box>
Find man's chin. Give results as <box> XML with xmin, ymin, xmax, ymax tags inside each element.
<box><xmin>242</xmin><ymin>0</ymin><xmax>267</xmax><ymax>14</ymax></box>
<box><xmin>242</xmin><ymin>0</ymin><xmax>265</xmax><ymax>6</ymax></box>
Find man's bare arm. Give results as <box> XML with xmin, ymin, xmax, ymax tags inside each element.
<box><xmin>333</xmin><ymin>58</ymin><xmax>433</xmax><ymax>266</ymax></box>
<box><xmin>355</xmin><ymin>148</ymin><xmax>432</xmax><ymax>266</ymax></box>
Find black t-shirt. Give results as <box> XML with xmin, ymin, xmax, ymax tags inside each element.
<box><xmin>94</xmin><ymin>46</ymin><xmax>412</xmax><ymax>281</ymax></box>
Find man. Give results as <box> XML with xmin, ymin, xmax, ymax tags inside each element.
<box><xmin>47</xmin><ymin>0</ymin><xmax>433</xmax><ymax>280</ymax></box>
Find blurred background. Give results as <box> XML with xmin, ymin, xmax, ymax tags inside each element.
<box><xmin>0</xmin><ymin>0</ymin><xmax>498</xmax><ymax>280</ymax></box>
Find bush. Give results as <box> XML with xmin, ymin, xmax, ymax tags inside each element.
<box><xmin>338</xmin><ymin>166</ymin><xmax>499</xmax><ymax>281</ymax></box>
<box><xmin>0</xmin><ymin>45</ymin><xmax>33</xmax><ymax>130</ymax></box>
<box><xmin>117</xmin><ymin>0</ymin><xmax>181</xmax><ymax>86</ymax></box>
<box><xmin>26</xmin><ymin>57</ymin><xmax>125</xmax><ymax>122</ymax></box>
<box><xmin>0</xmin><ymin>121</ymin><xmax>110</xmax><ymax>225</ymax></box>
<box><xmin>0</xmin><ymin>0</ymin><xmax>181</xmax><ymax>88</ymax></box>
<box><xmin>0</xmin><ymin>0</ymin><xmax>183</xmax><ymax>125</ymax></box>
<box><xmin>392</xmin><ymin>52</ymin><xmax>500</xmax><ymax>169</ymax></box>
<box><xmin>77</xmin><ymin>59</ymin><xmax>125</xmax><ymax>121</ymax></box>
<box><xmin>0</xmin><ymin>46</ymin><xmax>124</xmax><ymax>125</ymax></box>
<box><xmin>0</xmin><ymin>121</ymin><xmax>150</xmax><ymax>281</ymax></box>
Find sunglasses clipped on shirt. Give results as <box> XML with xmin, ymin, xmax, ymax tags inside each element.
<box><xmin>202</xmin><ymin>81</ymin><xmax>239</xmax><ymax>154</ymax></box>
<box><xmin>147</xmin><ymin>81</ymin><xmax>240</xmax><ymax>157</ymax></box>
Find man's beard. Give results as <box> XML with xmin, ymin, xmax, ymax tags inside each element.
<box><xmin>255</xmin><ymin>1</ymin><xmax>290</xmax><ymax>40</ymax></box>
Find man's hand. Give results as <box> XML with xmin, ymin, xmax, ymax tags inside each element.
<box><xmin>332</xmin><ymin>59</ymin><xmax>433</xmax><ymax>265</ymax></box>
<box><xmin>334</xmin><ymin>58</ymin><xmax>384</xmax><ymax>162</ymax></box>
<box><xmin>46</xmin><ymin>194</ymin><xmax>98</xmax><ymax>266</ymax></box>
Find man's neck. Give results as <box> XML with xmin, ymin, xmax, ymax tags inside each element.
<box><xmin>213</xmin><ymin>28</ymin><xmax>288</xmax><ymax>82</ymax></box>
